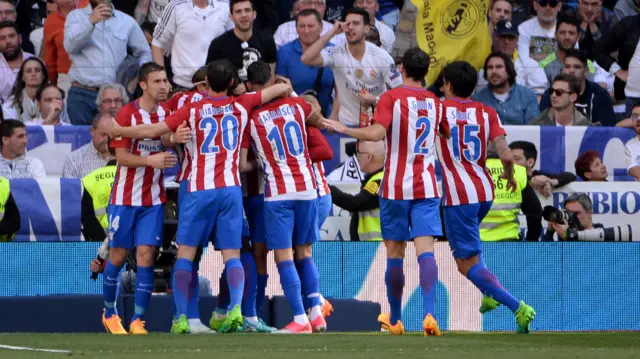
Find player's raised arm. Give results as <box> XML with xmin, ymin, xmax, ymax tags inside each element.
<box><xmin>110</xmin><ymin>106</ymin><xmax>192</xmax><ymax>141</ymax></box>
<box><xmin>493</xmin><ymin>135</ymin><xmax>517</xmax><ymax>192</ymax></box>
<box><xmin>300</xmin><ymin>21</ymin><xmax>343</xmax><ymax>67</ymax></box>
<box><xmin>114</xmin><ymin>148</ymin><xmax>177</xmax><ymax>169</ymax></box>
<box><xmin>259</xmin><ymin>83</ymin><xmax>292</xmax><ymax>104</ymax></box>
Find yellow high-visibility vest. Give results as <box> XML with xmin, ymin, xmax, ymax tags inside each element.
<box><xmin>82</xmin><ymin>165</ymin><xmax>117</xmax><ymax>230</ymax></box>
<box><xmin>357</xmin><ymin>171</ymin><xmax>383</xmax><ymax>241</ymax></box>
<box><xmin>0</xmin><ymin>176</ymin><xmax>12</xmax><ymax>242</ymax></box>
<box><xmin>480</xmin><ymin>159</ymin><xmax>528</xmax><ymax>241</ymax></box>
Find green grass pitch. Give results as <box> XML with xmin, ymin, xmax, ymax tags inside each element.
<box><xmin>0</xmin><ymin>332</ymin><xmax>639</xmax><ymax>359</ymax></box>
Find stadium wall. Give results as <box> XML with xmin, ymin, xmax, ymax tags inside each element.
<box><xmin>1</xmin><ymin>242</ymin><xmax>638</xmax><ymax>332</ymax></box>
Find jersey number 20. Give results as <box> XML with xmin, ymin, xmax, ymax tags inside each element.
<box><xmin>200</xmin><ymin>115</ymin><xmax>239</xmax><ymax>154</ymax></box>
<box><xmin>267</xmin><ymin>122</ymin><xmax>305</xmax><ymax>160</ymax></box>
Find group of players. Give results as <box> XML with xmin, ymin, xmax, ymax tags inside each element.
<box><xmin>101</xmin><ymin>42</ymin><xmax>536</xmax><ymax>336</ymax></box>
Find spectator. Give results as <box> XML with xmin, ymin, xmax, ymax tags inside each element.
<box><xmin>0</xmin><ymin>120</ymin><xmax>46</xmax><ymax>179</ymax></box>
<box><xmin>473</xmin><ymin>52</ymin><xmax>540</xmax><ymax>125</ymax></box>
<box><xmin>377</xmin><ymin>0</ymin><xmax>402</xmax><ymax>32</ymax></box>
<box><xmin>518</xmin><ymin>0</ymin><xmax>563</xmax><ymax>62</ymax></box>
<box><xmin>614</xmin><ymin>0</ymin><xmax>640</xmax><ymax>18</ymax></box>
<box><xmin>477</xmin><ymin>20</ymin><xmax>548</xmax><ymax>96</ymax></box>
<box><xmin>575</xmin><ymin>150</ymin><xmax>608</xmax><ymax>181</ymax></box>
<box><xmin>543</xmin><ymin>193</ymin><xmax>600</xmax><ymax>241</ymax></box>
<box><xmin>530</xmin><ymin>73</ymin><xmax>593</xmax><ymax>126</ymax></box>
<box><xmin>301</xmin><ymin>8</ymin><xmax>403</xmax><ymax>127</ymax></box>
<box><xmin>348</xmin><ymin>0</ymin><xmax>395</xmax><ymax>53</ymax></box>
<box><xmin>0</xmin><ymin>21</ymin><xmax>34</xmax><ymax>101</ymax></box>
<box><xmin>509</xmin><ymin>140</ymin><xmax>577</xmax><ymax>197</ymax></box>
<box><xmin>624</xmin><ymin>102</ymin><xmax>640</xmax><ymax>181</ymax></box>
<box><xmin>206</xmin><ymin>0</ymin><xmax>277</xmax><ymax>85</ymax></box>
<box><xmin>593</xmin><ymin>14</ymin><xmax>640</xmax><ymax>110</ymax></box>
<box><xmin>539</xmin><ymin>15</ymin><xmax>613</xmax><ymax>91</ymax></box>
<box><xmin>2</xmin><ymin>57</ymin><xmax>48</xmax><ymax>123</ymax></box>
<box><xmin>489</xmin><ymin>0</ymin><xmax>513</xmax><ymax>37</ymax></box>
<box><xmin>276</xmin><ymin>9</ymin><xmax>337</xmax><ymax>118</ymax></box>
<box><xmin>28</xmin><ymin>84</ymin><xmax>69</xmax><ymax>126</ymax></box>
<box><xmin>0</xmin><ymin>0</ymin><xmax>35</xmax><ymax>54</ymax></box>
<box><xmin>64</xmin><ymin>0</ymin><xmax>152</xmax><ymax>125</ymax></box>
<box><xmin>133</xmin><ymin>0</ymin><xmax>168</xmax><ymax>24</ymax></box>
<box><xmin>95</xmin><ymin>83</ymin><xmax>128</xmax><ymax>117</ymax></box>
<box><xmin>152</xmin><ymin>0</ymin><xmax>233</xmax><ymax>91</ymax></box>
<box><xmin>563</xmin><ymin>0</ymin><xmax>618</xmax><ymax>59</ymax></box>
<box><xmin>540</xmin><ymin>49</ymin><xmax>615</xmax><ymax>125</ymax></box>
<box><xmin>43</xmin><ymin>0</ymin><xmax>82</xmax><ymax>94</ymax></box>
<box><xmin>63</xmin><ymin>112</ymin><xmax>112</xmax><ymax>178</ymax></box>
<box><xmin>274</xmin><ymin>0</ymin><xmax>335</xmax><ymax>50</ymax></box>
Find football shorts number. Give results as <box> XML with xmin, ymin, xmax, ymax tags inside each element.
<box><xmin>109</xmin><ymin>215</ymin><xmax>120</xmax><ymax>232</ymax></box>
<box><xmin>199</xmin><ymin>115</ymin><xmax>239</xmax><ymax>154</ymax></box>
<box><xmin>267</xmin><ymin>121</ymin><xmax>305</xmax><ymax>160</ymax></box>
<box><xmin>451</xmin><ymin>124</ymin><xmax>481</xmax><ymax>162</ymax></box>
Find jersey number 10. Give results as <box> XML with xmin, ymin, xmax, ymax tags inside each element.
<box><xmin>267</xmin><ymin>122</ymin><xmax>305</xmax><ymax>160</ymax></box>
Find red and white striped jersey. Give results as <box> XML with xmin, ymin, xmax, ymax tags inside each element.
<box><xmin>241</xmin><ymin>147</ymin><xmax>265</xmax><ymax>197</ymax></box>
<box><xmin>166</xmin><ymin>91</ymin><xmax>206</xmax><ymax>182</ymax></box>
<box><xmin>313</xmin><ymin>162</ymin><xmax>330</xmax><ymax>196</ymax></box>
<box><xmin>373</xmin><ymin>86</ymin><xmax>441</xmax><ymax>200</ymax></box>
<box><xmin>244</xmin><ymin>97</ymin><xmax>317</xmax><ymax>199</ymax></box>
<box><xmin>436</xmin><ymin>98</ymin><xmax>506</xmax><ymax>206</ymax></box>
<box><xmin>110</xmin><ymin>101</ymin><xmax>168</xmax><ymax>206</ymax></box>
<box><xmin>164</xmin><ymin>92</ymin><xmax>263</xmax><ymax>192</ymax></box>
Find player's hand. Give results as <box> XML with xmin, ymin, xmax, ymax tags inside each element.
<box><xmin>323</xmin><ymin>119</ymin><xmax>347</xmax><ymax>134</ymax></box>
<box><xmin>499</xmin><ymin>171</ymin><xmax>517</xmax><ymax>192</ymax></box>
<box><xmin>233</xmin><ymin>82</ymin><xmax>247</xmax><ymax>96</ymax></box>
<box><xmin>89</xmin><ymin>4</ymin><xmax>112</xmax><ymax>25</ymax></box>
<box><xmin>172</xmin><ymin>122</ymin><xmax>191</xmax><ymax>144</ymax></box>
<box><xmin>353</xmin><ymin>91</ymin><xmax>377</xmax><ymax>106</ymax></box>
<box><xmin>90</xmin><ymin>258</ymin><xmax>103</xmax><ymax>273</ymax></box>
<box><xmin>333</xmin><ymin>21</ymin><xmax>345</xmax><ymax>35</ymax></box>
<box><xmin>108</xmin><ymin>119</ymin><xmax>123</xmax><ymax>138</ymax></box>
<box><xmin>146</xmin><ymin>152</ymin><xmax>178</xmax><ymax>169</ymax></box>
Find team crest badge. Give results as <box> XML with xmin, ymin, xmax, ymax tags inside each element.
<box><xmin>355</xmin><ymin>68</ymin><xmax>364</xmax><ymax>79</ymax></box>
<box><xmin>369</xmin><ymin>69</ymin><xmax>377</xmax><ymax>79</ymax></box>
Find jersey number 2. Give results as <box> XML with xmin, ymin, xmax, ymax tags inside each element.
<box><xmin>267</xmin><ymin>122</ymin><xmax>304</xmax><ymax>160</ymax></box>
<box><xmin>451</xmin><ymin>124</ymin><xmax>481</xmax><ymax>162</ymax></box>
<box><xmin>200</xmin><ymin>115</ymin><xmax>239</xmax><ymax>154</ymax></box>
<box><xmin>413</xmin><ymin>116</ymin><xmax>431</xmax><ymax>155</ymax></box>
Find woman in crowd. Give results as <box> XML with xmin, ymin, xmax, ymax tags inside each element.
<box><xmin>2</xmin><ymin>57</ymin><xmax>49</xmax><ymax>123</ymax></box>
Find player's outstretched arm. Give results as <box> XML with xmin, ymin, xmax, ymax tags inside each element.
<box><xmin>109</xmin><ymin>119</ymin><xmax>173</xmax><ymax>140</ymax></box>
<box><xmin>260</xmin><ymin>83</ymin><xmax>293</xmax><ymax>104</ymax></box>
<box><xmin>322</xmin><ymin>120</ymin><xmax>386</xmax><ymax>141</ymax></box>
<box><xmin>493</xmin><ymin>135</ymin><xmax>517</xmax><ymax>192</ymax></box>
<box><xmin>115</xmin><ymin>148</ymin><xmax>178</xmax><ymax>169</ymax></box>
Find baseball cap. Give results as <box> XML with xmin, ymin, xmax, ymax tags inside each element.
<box><xmin>495</xmin><ymin>20</ymin><xmax>519</xmax><ymax>37</ymax></box>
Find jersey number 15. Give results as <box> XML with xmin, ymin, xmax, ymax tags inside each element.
<box><xmin>451</xmin><ymin>124</ymin><xmax>481</xmax><ymax>162</ymax></box>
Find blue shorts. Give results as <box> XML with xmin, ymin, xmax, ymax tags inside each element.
<box><xmin>177</xmin><ymin>187</ymin><xmax>243</xmax><ymax>250</ymax></box>
<box><xmin>243</xmin><ymin>194</ymin><xmax>265</xmax><ymax>244</ymax></box>
<box><xmin>242</xmin><ymin>217</ymin><xmax>250</xmax><ymax>237</ymax></box>
<box><xmin>316</xmin><ymin>194</ymin><xmax>332</xmax><ymax>231</ymax></box>
<box><xmin>178</xmin><ymin>180</ymin><xmax>188</xmax><ymax>218</ymax></box>
<box><xmin>107</xmin><ymin>204</ymin><xmax>164</xmax><ymax>249</ymax></box>
<box><xmin>443</xmin><ymin>201</ymin><xmax>493</xmax><ymax>259</ymax></box>
<box><xmin>380</xmin><ymin>197</ymin><xmax>442</xmax><ymax>241</ymax></box>
<box><xmin>264</xmin><ymin>199</ymin><xmax>319</xmax><ymax>250</ymax></box>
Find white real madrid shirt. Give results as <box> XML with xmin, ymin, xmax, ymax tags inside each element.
<box><xmin>321</xmin><ymin>41</ymin><xmax>403</xmax><ymax>126</ymax></box>
<box><xmin>625</xmin><ymin>136</ymin><xmax>640</xmax><ymax>173</ymax></box>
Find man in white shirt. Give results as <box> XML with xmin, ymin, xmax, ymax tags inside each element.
<box><xmin>625</xmin><ymin>102</ymin><xmax>640</xmax><ymax>181</ymax></box>
<box><xmin>134</xmin><ymin>0</ymin><xmax>168</xmax><ymax>24</ymax></box>
<box><xmin>343</xmin><ymin>0</ymin><xmax>395</xmax><ymax>54</ymax></box>
<box><xmin>301</xmin><ymin>8</ymin><xmax>403</xmax><ymax>127</ymax></box>
<box><xmin>152</xmin><ymin>0</ymin><xmax>234</xmax><ymax>89</ymax></box>
<box><xmin>518</xmin><ymin>0</ymin><xmax>562</xmax><ymax>62</ymax></box>
<box><xmin>0</xmin><ymin>120</ymin><xmax>46</xmax><ymax>179</ymax></box>
<box><xmin>274</xmin><ymin>0</ymin><xmax>335</xmax><ymax>49</ymax></box>
<box><xmin>0</xmin><ymin>21</ymin><xmax>34</xmax><ymax>101</ymax></box>
<box><xmin>63</xmin><ymin>112</ymin><xmax>112</xmax><ymax>178</ymax></box>
<box><xmin>27</xmin><ymin>85</ymin><xmax>71</xmax><ymax>126</ymax></box>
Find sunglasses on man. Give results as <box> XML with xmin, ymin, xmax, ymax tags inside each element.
<box><xmin>536</xmin><ymin>0</ymin><xmax>559</xmax><ymax>7</ymax></box>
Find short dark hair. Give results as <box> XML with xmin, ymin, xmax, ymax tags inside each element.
<box><xmin>344</xmin><ymin>8</ymin><xmax>370</xmax><ymax>25</ymax></box>
<box><xmin>491</xmin><ymin>0</ymin><xmax>513</xmax><ymax>9</ymax></box>
<box><xmin>556</xmin><ymin>14</ymin><xmax>581</xmax><ymax>33</ymax></box>
<box><xmin>509</xmin><ymin>141</ymin><xmax>538</xmax><ymax>161</ymax></box>
<box><xmin>230</xmin><ymin>0</ymin><xmax>254</xmax><ymax>12</ymax></box>
<box><xmin>296</xmin><ymin>9</ymin><xmax>322</xmax><ymax>25</ymax></box>
<box><xmin>35</xmin><ymin>84</ymin><xmax>65</xmax><ymax>102</ymax></box>
<box><xmin>563</xmin><ymin>48</ymin><xmax>588</xmax><ymax>66</ymax></box>
<box><xmin>206</xmin><ymin>59</ymin><xmax>238</xmax><ymax>93</ymax></box>
<box><xmin>0</xmin><ymin>120</ymin><xmax>25</xmax><ymax>140</ymax></box>
<box><xmin>483</xmin><ymin>52</ymin><xmax>516</xmax><ymax>86</ymax></box>
<box><xmin>246</xmin><ymin>60</ymin><xmax>272</xmax><ymax>87</ymax></box>
<box><xmin>0</xmin><ymin>20</ymin><xmax>19</xmax><ymax>33</ymax></box>
<box><xmin>140</xmin><ymin>22</ymin><xmax>156</xmax><ymax>34</ymax></box>
<box><xmin>401</xmin><ymin>47</ymin><xmax>430</xmax><ymax>82</ymax></box>
<box><xmin>138</xmin><ymin>62</ymin><xmax>165</xmax><ymax>82</ymax></box>
<box><xmin>442</xmin><ymin>61</ymin><xmax>478</xmax><ymax>98</ymax></box>
<box><xmin>632</xmin><ymin>101</ymin><xmax>640</xmax><ymax>112</ymax></box>
<box><xmin>191</xmin><ymin>66</ymin><xmax>207</xmax><ymax>85</ymax></box>
<box><xmin>553</xmin><ymin>73</ymin><xmax>581</xmax><ymax>94</ymax></box>
<box><xmin>575</xmin><ymin>150</ymin><xmax>600</xmax><ymax>181</ymax></box>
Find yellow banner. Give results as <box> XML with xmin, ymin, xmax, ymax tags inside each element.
<box><xmin>412</xmin><ymin>0</ymin><xmax>491</xmax><ymax>85</ymax></box>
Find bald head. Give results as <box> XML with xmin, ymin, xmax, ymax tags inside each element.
<box><xmin>359</xmin><ymin>141</ymin><xmax>385</xmax><ymax>157</ymax></box>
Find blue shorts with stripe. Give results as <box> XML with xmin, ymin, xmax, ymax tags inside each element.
<box><xmin>443</xmin><ymin>201</ymin><xmax>493</xmax><ymax>259</ymax></box>
<box><xmin>107</xmin><ymin>204</ymin><xmax>164</xmax><ymax>249</ymax></box>
<box><xmin>264</xmin><ymin>198</ymin><xmax>318</xmax><ymax>250</ymax></box>
<box><xmin>380</xmin><ymin>197</ymin><xmax>442</xmax><ymax>241</ymax></box>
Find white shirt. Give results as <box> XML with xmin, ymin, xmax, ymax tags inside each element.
<box><xmin>0</xmin><ymin>51</ymin><xmax>34</xmax><ymax>101</ymax></box>
<box><xmin>24</xmin><ymin>117</ymin><xmax>72</xmax><ymax>126</ymax></box>
<box><xmin>477</xmin><ymin>52</ymin><xmax>548</xmax><ymax>95</ymax></box>
<box><xmin>148</xmin><ymin>0</ymin><xmax>169</xmax><ymax>23</ymax></box>
<box><xmin>30</xmin><ymin>28</ymin><xmax>44</xmax><ymax>57</ymax></box>
<box><xmin>0</xmin><ymin>154</ymin><xmax>46</xmax><ymax>179</ymax></box>
<box><xmin>625</xmin><ymin>136</ymin><xmax>640</xmax><ymax>171</ymax></box>
<box><xmin>626</xmin><ymin>41</ymin><xmax>640</xmax><ymax>98</ymax></box>
<box><xmin>62</xmin><ymin>142</ymin><xmax>110</xmax><ymax>178</ymax></box>
<box><xmin>333</xmin><ymin>20</ymin><xmax>396</xmax><ymax>54</ymax></box>
<box><xmin>321</xmin><ymin>41</ymin><xmax>403</xmax><ymax>126</ymax></box>
<box><xmin>517</xmin><ymin>18</ymin><xmax>556</xmax><ymax>63</ymax></box>
<box><xmin>152</xmin><ymin>0</ymin><xmax>234</xmax><ymax>88</ymax></box>
<box><xmin>274</xmin><ymin>19</ymin><xmax>335</xmax><ymax>49</ymax></box>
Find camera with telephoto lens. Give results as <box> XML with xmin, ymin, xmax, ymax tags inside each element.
<box><xmin>565</xmin><ymin>225</ymin><xmax>637</xmax><ymax>242</ymax></box>
<box><xmin>542</xmin><ymin>206</ymin><xmax>581</xmax><ymax>229</ymax></box>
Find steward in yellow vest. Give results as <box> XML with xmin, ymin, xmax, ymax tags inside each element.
<box><xmin>480</xmin><ymin>158</ymin><xmax>543</xmax><ymax>242</ymax></box>
<box><xmin>81</xmin><ymin>160</ymin><xmax>117</xmax><ymax>241</ymax></box>
<box><xmin>0</xmin><ymin>176</ymin><xmax>20</xmax><ymax>241</ymax></box>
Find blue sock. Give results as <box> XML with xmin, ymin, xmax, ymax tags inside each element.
<box><xmin>132</xmin><ymin>265</ymin><xmax>154</xmax><ymax>321</ymax></box>
<box><xmin>385</xmin><ymin>258</ymin><xmax>404</xmax><ymax>325</ymax></box>
<box><xmin>467</xmin><ymin>263</ymin><xmax>520</xmax><ymax>312</ymax></box>
<box><xmin>240</xmin><ymin>253</ymin><xmax>258</xmax><ymax>317</ymax></box>
<box><xmin>277</xmin><ymin>260</ymin><xmax>305</xmax><ymax>316</ymax></box>
<box><xmin>256</xmin><ymin>274</ymin><xmax>268</xmax><ymax>314</ymax></box>
<box><xmin>225</xmin><ymin>259</ymin><xmax>245</xmax><ymax>311</ymax></box>
<box><xmin>294</xmin><ymin>260</ymin><xmax>310</xmax><ymax>310</ymax></box>
<box><xmin>417</xmin><ymin>252</ymin><xmax>437</xmax><ymax>318</ymax></box>
<box><xmin>172</xmin><ymin>258</ymin><xmax>193</xmax><ymax>318</ymax></box>
<box><xmin>478</xmin><ymin>254</ymin><xmax>487</xmax><ymax>268</ymax></box>
<box><xmin>103</xmin><ymin>260</ymin><xmax>123</xmax><ymax>318</ymax></box>
<box><xmin>187</xmin><ymin>261</ymin><xmax>200</xmax><ymax>319</ymax></box>
<box><xmin>171</xmin><ymin>266</ymin><xmax>178</xmax><ymax>320</ymax></box>
<box><xmin>216</xmin><ymin>269</ymin><xmax>229</xmax><ymax>315</ymax></box>
<box><xmin>298</xmin><ymin>257</ymin><xmax>321</xmax><ymax>309</ymax></box>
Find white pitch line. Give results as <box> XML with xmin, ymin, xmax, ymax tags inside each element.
<box><xmin>0</xmin><ymin>344</ymin><xmax>71</xmax><ymax>353</ymax></box>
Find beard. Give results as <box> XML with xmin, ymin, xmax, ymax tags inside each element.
<box><xmin>2</xmin><ymin>47</ymin><xmax>21</xmax><ymax>61</ymax></box>
<box><xmin>488</xmin><ymin>78</ymin><xmax>508</xmax><ymax>89</ymax></box>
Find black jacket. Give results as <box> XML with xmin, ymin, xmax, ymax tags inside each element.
<box><xmin>593</xmin><ymin>15</ymin><xmax>640</xmax><ymax>100</ymax></box>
